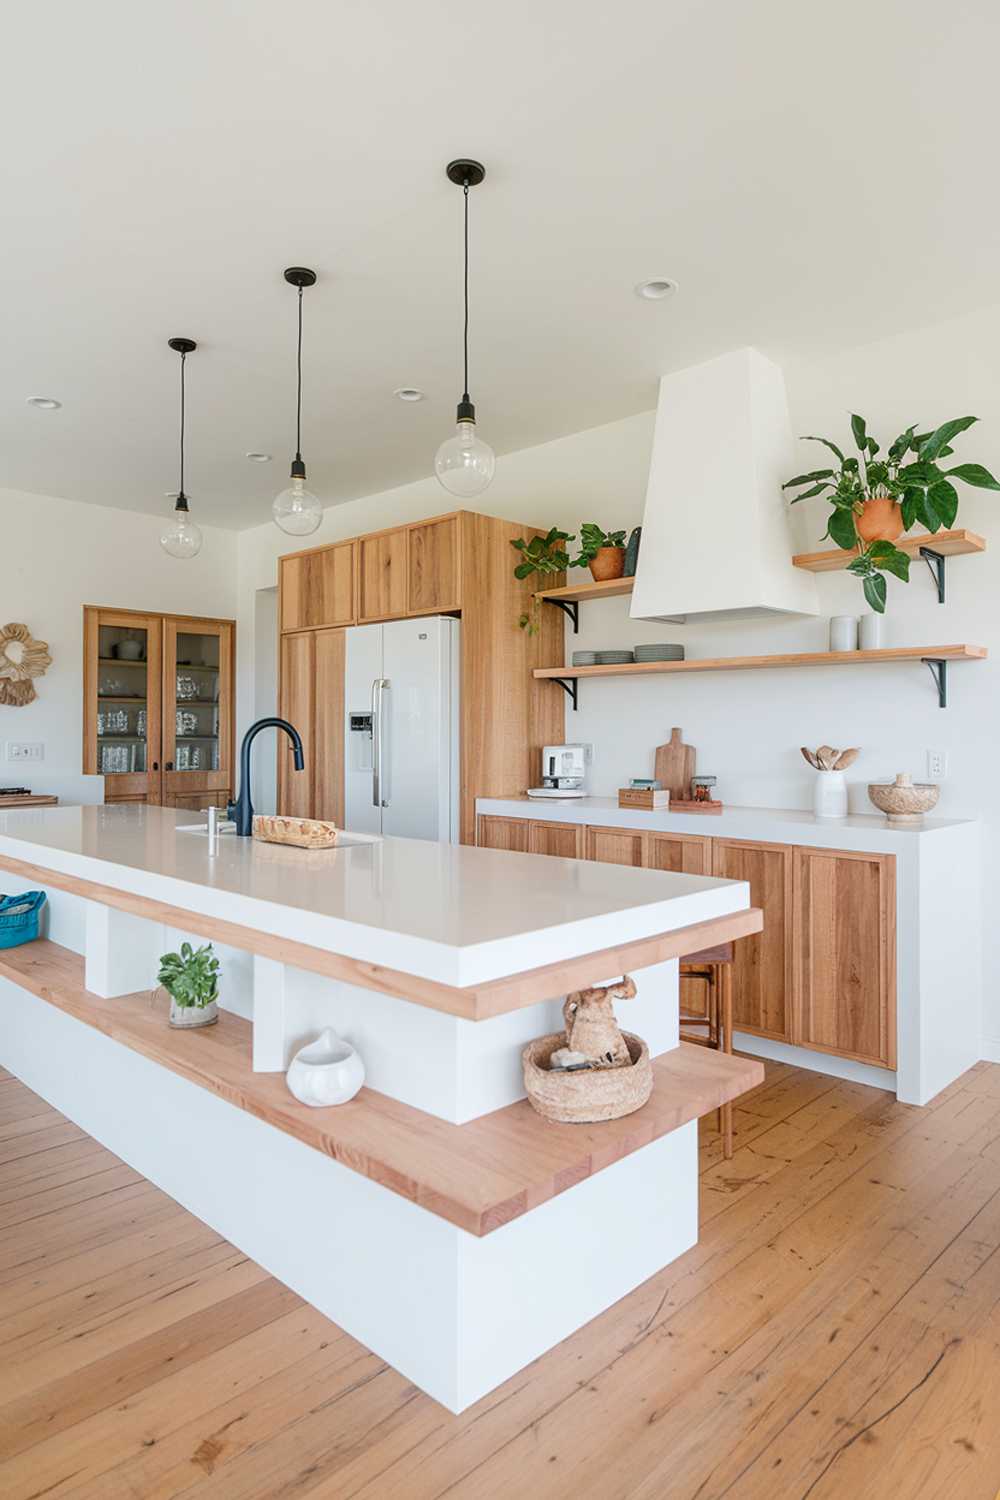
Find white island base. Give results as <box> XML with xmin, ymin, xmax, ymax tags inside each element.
<box><xmin>0</xmin><ymin>807</ymin><xmax>761</xmax><ymax>1412</ymax></box>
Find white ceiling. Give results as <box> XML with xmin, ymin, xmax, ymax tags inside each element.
<box><xmin>3</xmin><ymin>0</ymin><xmax>999</xmax><ymax>530</ymax></box>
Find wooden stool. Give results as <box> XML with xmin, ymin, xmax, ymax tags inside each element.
<box><xmin>679</xmin><ymin>943</ymin><xmax>735</xmax><ymax>1158</ymax></box>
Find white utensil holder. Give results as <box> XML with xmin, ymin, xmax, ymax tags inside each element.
<box><xmin>813</xmin><ymin>769</ymin><xmax>848</xmax><ymax>819</ymax></box>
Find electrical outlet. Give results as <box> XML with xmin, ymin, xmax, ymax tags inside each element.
<box><xmin>926</xmin><ymin>748</ymin><xmax>948</xmax><ymax>780</ymax></box>
<box><xmin>6</xmin><ymin>742</ymin><xmax>44</xmax><ymax>763</ymax></box>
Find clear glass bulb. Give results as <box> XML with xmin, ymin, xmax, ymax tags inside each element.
<box><xmin>160</xmin><ymin>511</ymin><xmax>203</xmax><ymax>559</ymax></box>
<box><xmin>273</xmin><ymin>475</ymin><xmax>322</xmax><ymax>535</ymax></box>
<box><xmin>435</xmin><ymin>419</ymin><xmax>495</xmax><ymax>498</ymax></box>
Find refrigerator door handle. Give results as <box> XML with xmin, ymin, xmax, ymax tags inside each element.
<box><xmin>371</xmin><ymin>677</ymin><xmax>389</xmax><ymax>808</ymax></box>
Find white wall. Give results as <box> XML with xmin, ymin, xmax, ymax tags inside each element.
<box><xmin>0</xmin><ymin>487</ymin><xmax>237</xmax><ymax>799</ymax></box>
<box><xmin>241</xmin><ymin>302</ymin><xmax>1000</xmax><ymax>1045</ymax></box>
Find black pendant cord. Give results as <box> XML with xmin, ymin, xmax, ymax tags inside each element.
<box><xmin>175</xmin><ymin>349</ymin><xmax>190</xmax><ymax>513</ymax></box>
<box><xmin>462</xmin><ymin>180</ymin><xmax>470</xmax><ymax>404</ymax></box>
<box><xmin>295</xmin><ymin>284</ymin><xmax>304</xmax><ymax>464</ymax></box>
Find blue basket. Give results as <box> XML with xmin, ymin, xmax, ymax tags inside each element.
<box><xmin>0</xmin><ymin>891</ymin><xmax>47</xmax><ymax>949</ymax></box>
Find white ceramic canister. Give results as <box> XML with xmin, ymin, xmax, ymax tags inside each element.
<box><xmin>286</xmin><ymin>1027</ymin><xmax>365</xmax><ymax>1107</ymax></box>
<box><xmin>858</xmin><ymin>613</ymin><xmax>883</xmax><ymax>650</ymax></box>
<box><xmin>813</xmin><ymin>770</ymin><xmax>848</xmax><ymax>819</ymax></box>
<box><xmin>829</xmin><ymin>615</ymin><xmax>859</xmax><ymax>652</ymax></box>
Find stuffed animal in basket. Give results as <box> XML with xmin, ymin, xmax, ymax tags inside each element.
<box><xmin>562</xmin><ymin>975</ymin><xmax>637</xmax><ymax>1069</ymax></box>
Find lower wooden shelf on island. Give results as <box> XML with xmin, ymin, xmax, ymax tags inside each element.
<box><xmin>0</xmin><ymin>938</ymin><xmax>763</xmax><ymax>1237</ymax></box>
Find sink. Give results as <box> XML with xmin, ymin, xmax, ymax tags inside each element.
<box><xmin>176</xmin><ymin>822</ymin><xmax>380</xmax><ymax>848</ymax></box>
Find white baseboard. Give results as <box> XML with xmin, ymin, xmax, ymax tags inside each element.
<box><xmin>733</xmin><ymin>1031</ymin><xmax>897</xmax><ymax>1093</ymax></box>
<box><xmin>980</xmin><ymin>1040</ymin><xmax>1000</xmax><ymax>1065</ymax></box>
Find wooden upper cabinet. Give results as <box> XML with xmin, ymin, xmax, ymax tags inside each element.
<box><xmin>712</xmin><ymin>838</ymin><xmax>793</xmax><ymax>1040</ymax></box>
<box><xmin>647</xmin><ymin>831</ymin><xmax>712</xmax><ymax>876</ymax></box>
<box><xmin>408</xmin><ymin>516</ymin><xmax>460</xmax><ymax>615</ymax></box>
<box><xmin>358</xmin><ymin>529</ymin><xmax>408</xmax><ymax>622</ymax></box>
<box><xmin>477</xmin><ymin>815</ymin><xmax>530</xmax><ymax>852</ymax></box>
<box><xmin>280</xmin><ymin>543</ymin><xmax>355</xmax><ymax>631</ymax></box>
<box><xmin>529</xmin><ymin>820</ymin><xmax>584</xmax><ymax>859</ymax></box>
<box><xmin>586</xmin><ymin>825</ymin><xmax>646</xmax><ymax>867</ymax></box>
<box><xmin>793</xmin><ymin>847</ymin><xmax>896</xmax><ymax>1069</ymax></box>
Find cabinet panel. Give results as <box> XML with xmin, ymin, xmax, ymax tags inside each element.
<box><xmin>161</xmin><ymin>618</ymin><xmax>234</xmax><ymax>806</ymax></box>
<box><xmin>278</xmin><ymin>631</ymin><xmax>315</xmax><ymax>818</ymax></box>
<box><xmin>408</xmin><ymin>516</ymin><xmax>460</xmax><ymax>614</ymax></box>
<box><xmin>793</xmin><ymin>847</ymin><xmax>896</xmax><ymax>1068</ymax></box>
<box><xmin>647</xmin><ymin>832</ymin><xmax>712</xmax><ymax>875</ymax></box>
<box><xmin>586</xmin><ymin>825</ymin><xmax>646</xmax><ymax>867</ymax></box>
<box><xmin>358</xmin><ymin>530</ymin><xmax>408</xmax><ymax>622</ymax></box>
<box><xmin>529</xmin><ymin>821</ymin><xmax>584</xmax><ymax>859</ymax></box>
<box><xmin>712</xmin><ymin>838</ymin><xmax>792</xmax><ymax>1040</ymax></box>
<box><xmin>313</xmin><ymin>629</ymin><xmax>346</xmax><ymax>826</ymax></box>
<box><xmin>281</xmin><ymin>543</ymin><xmax>355</xmax><ymax>631</ymax></box>
<box><xmin>84</xmin><ymin>607</ymin><xmax>164</xmax><ymax>805</ymax></box>
<box><xmin>477</xmin><ymin>815</ymin><xmax>530</xmax><ymax>852</ymax></box>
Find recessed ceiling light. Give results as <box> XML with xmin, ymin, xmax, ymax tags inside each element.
<box><xmin>27</xmin><ymin>396</ymin><xmax>62</xmax><ymax>409</ymax></box>
<box><xmin>635</xmin><ymin>278</ymin><xmax>678</xmax><ymax>301</ymax></box>
<box><xmin>246</xmin><ymin>452</ymin><xmax>272</xmax><ymax>462</ymax></box>
<box><xmin>394</xmin><ymin>387</ymin><xmax>425</xmax><ymax>402</ymax></box>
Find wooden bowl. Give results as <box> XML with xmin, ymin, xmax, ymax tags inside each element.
<box><xmin>867</xmin><ymin>776</ymin><xmax>939</xmax><ymax>823</ymax></box>
<box><xmin>522</xmin><ymin>1031</ymin><xmax>652</xmax><ymax>1123</ymax></box>
<box><xmin>252</xmin><ymin>815</ymin><xmax>340</xmax><ymax>849</ymax></box>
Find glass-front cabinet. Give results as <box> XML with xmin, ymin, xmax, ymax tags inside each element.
<box><xmin>84</xmin><ymin>607</ymin><xmax>234</xmax><ymax>809</ymax></box>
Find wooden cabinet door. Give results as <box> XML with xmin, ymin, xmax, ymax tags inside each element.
<box><xmin>712</xmin><ymin>838</ymin><xmax>792</xmax><ymax>1040</ymax></box>
<box><xmin>476</xmin><ymin>815</ymin><xmax>530</xmax><ymax>852</ymax></box>
<box><xmin>161</xmin><ymin>619</ymin><xmax>234</xmax><ymax>809</ymax></box>
<box><xmin>586</xmin><ymin>825</ymin><xmax>647</xmax><ymax>866</ymax></box>
<box><xmin>529</xmin><ymin>820</ymin><xmax>584</xmax><ymax>858</ymax></box>
<box><xmin>278</xmin><ymin>631</ymin><xmax>315</xmax><ymax>817</ymax></box>
<box><xmin>358</xmin><ymin>529</ymin><xmax>408</xmax><ymax>622</ymax></box>
<box><xmin>313</xmin><ymin>629</ymin><xmax>345</xmax><ymax>826</ymax></box>
<box><xmin>408</xmin><ymin>516</ymin><xmax>460</xmax><ymax>615</ymax></box>
<box><xmin>793</xmin><ymin>847</ymin><xmax>896</xmax><ymax>1069</ymax></box>
<box><xmin>646</xmin><ymin>831</ymin><xmax>712</xmax><ymax>875</ymax></box>
<box><xmin>280</xmin><ymin>543</ymin><xmax>355</xmax><ymax>631</ymax></box>
<box><xmin>83</xmin><ymin>607</ymin><xmax>163</xmax><ymax>805</ymax></box>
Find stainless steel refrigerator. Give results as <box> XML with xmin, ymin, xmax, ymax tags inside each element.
<box><xmin>344</xmin><ymin>616</ymin><xmax>460</xmax><ymax>841</ymax></box>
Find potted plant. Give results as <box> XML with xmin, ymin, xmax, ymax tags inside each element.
<box><xmin>157</xmin><ymin>941</ymin><xmax>220</xmax><ymax>1029</ymax></box>
<box><xmin>510</xmin><ymin>528</ymin><xmax>575</xmax><ymax>633</ymax></box>
<box><xmin>783</xmin><ymin>414</ymin><xmax>1000</xmax><ymax>611</ymax></box>
<box><xmin>570</xmin><ymin>523</ymin><xmax>628</xmax><ymax>582</ymax></box>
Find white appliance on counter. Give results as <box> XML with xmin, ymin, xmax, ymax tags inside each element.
<box><xmin>527</xmin><ymin>743</ymin><xmax>590</xmax><ymax>798</ymax></box>
<box><xmin>344</xmin><ymin>617</ymin><xmax>460</xmax><ymax>841</ymax></box>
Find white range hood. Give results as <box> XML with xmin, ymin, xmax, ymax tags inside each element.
<box><xmin>629</xmin><ymin>347</ymin><xmax>818</xmax><ymax>622</ymax></box>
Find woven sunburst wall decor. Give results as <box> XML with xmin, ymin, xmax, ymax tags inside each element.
<box><xmin>0</xmin><ymin>623</ymin><xmax>52</xmax><ymax>706</ymax></box>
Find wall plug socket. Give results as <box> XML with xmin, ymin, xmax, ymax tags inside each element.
<box><xmin>926</xmin><ymin>749</ymin><xmax>948</xmax><ymax>780</ymax></box>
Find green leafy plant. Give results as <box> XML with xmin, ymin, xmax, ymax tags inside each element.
<box><xmin>510</xmin><ymin>528</ymin><xmax>575</xmax><ymax>632</ymax></box>
<box><xmin>157</xmin><ymin>941</ymin><xmax>220</xmax><ymax>1009</ymax></box>
<box><xmin>569</xmin><ymin>523</ymin><xmax>627</xmax><ymax>569</ymax></box>
<box><xmin>783</xmin><ymin>414</ymin><xmax>1000</xmax><ymax>611</ymax></box>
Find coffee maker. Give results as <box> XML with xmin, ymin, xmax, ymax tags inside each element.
<box><xmin>527</xmin><ymin>744</ymin><xmax>589</xmax><ymax>799</ymax></box>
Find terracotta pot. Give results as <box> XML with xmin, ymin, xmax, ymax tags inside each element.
<box><xmin>856</xmin><ymin>497</ymin><xmax>904</xmax><ymax>544</ymax></box>
<box><xmin>588</xmin><ymin>547</ymin><xmax>626</xmax><ymax>582</ymax></box>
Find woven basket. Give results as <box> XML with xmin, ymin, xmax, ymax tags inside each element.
<box><xmin>522</xmin><ymin>1031</ymin><xmax>652</xmax><ymax>1123</ymax></box>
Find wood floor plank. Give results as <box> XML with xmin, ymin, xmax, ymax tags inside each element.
<box><xmin>1</xmin><ymin>1060</ymin><xmax>999</xmax><ymax>1499</ymax></box>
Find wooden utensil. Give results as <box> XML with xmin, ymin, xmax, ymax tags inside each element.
<box><xmin>834</xmin><ymin>747</ymin><xmax>860</xmax><ymax>770</ymax></box>
<box><xmin>654</xmin><ymin>728</ymin><xmax>696</xmax><ymax>803</ymax></box>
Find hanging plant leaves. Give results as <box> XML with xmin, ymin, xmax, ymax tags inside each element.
<box><xmin>850</xmin><ymin>414</ymin><xmax>868</xmax><ymax>452</ymax></box>
<box><xmin>827</xmin><ymin>506</ymin><xmax>859</xmax><ymax>551</ymax></box>
<box><xmin>927</xmin><ymin>480</ymin><xmax>959</xmax><ymax>529</ymax></box>
<box><xmin>918</xmin><ymin>416</ymin><xmax>977</xmax><ymax>462</ymax></box>
<box><xmin>945</xmin><ymin>462</ymin><xmax>1000</xmax><ymax>490</ymax></box>
<box><xmin>862</xmin><ymin>572</ymin><xmax>887</xmax><ymax>613</ymax></box>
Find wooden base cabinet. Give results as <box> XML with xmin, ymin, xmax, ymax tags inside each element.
<box><xmin>278</xmin><ymin>628</ymin><xmax>345</xmax><ymax>826</ymax></box>
<box><xmin>475</xmin><ymin>815</ymin><xmax>897</xmax><ymax>1072</ymax></box>
<box><xmin>792</xmin><ymin>846</ymin><xmax>896</xmax><ymax>1069</ymax></box>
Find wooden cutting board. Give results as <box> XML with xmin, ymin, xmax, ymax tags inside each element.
<box><xmin>654</xmin><ymin>727</ymin><xmax>695</xmax><ymax>803</ymax></box>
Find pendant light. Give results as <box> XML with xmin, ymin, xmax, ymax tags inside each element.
<box><xmin>160</xmin><ymin>338</ymin><xmax>203</xmax><ymax>559</ymax></box>
<box><xmin>435</xmin><ymin>160</ymin><xmax>496</xmax><ymax>498</ymax></box>
<box><xmin>273</xmin><ymin>267</ymin><xmax>322</xmax><ymax>536</ymax></box>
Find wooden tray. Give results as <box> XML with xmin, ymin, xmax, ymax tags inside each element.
<box><xmin>252</xmin><ymin>815</ymin><xmax>340</xmax><ymax>849</ymax></box>
<box><xmin>668</xmin><ymin>799</ymin><xmax>724</xmax><ymax>815</ymax></box>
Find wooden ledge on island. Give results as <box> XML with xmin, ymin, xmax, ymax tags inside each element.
<box><xmin>0</xmin><ymin>939</ymin><xmax>765</xmax><ymax>1237</ymax></box>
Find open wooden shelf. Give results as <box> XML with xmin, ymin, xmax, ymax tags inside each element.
<box><xmin>535</xmin><ymin>643</ymin><xmax>985</xmax><ymax>680</ymax></box>
<box><xmin>535</xmin><ymin>576</ymin><xmax>636</xmax><ymax>605</ymax></box>
<box><xmin>0</xmin><ymin>938</ymin><xmax>764</xmax><ymax>1237</ymax></box>
<box><xmin>792</xmin><ymin>527</ymin><xmax>985</xmax><ymax>573</ymax></box>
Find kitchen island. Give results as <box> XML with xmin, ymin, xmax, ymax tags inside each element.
<box><xmin>0</xmin><ymin>805</ymin><xmax>762</xmax><ymax>1411</ymax></box>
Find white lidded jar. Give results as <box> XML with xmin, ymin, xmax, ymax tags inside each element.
<box><xmin>286</xmin><ymin>1028</ymin><xmax>365</xmax><ymax>1107</ymax></box>
<box><xmin>813</xmin><ymin>770</ymin><xmax>848</xmax><ymax>819</ymax></box>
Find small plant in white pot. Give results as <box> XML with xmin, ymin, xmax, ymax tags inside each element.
<box><xmin>157</xmin><ymin>941</ymin><xmax>220</xmax><ymax>1029</ymax></box>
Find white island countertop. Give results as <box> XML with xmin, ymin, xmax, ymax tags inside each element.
<box><xmin>0</xmin><ymin>805</ymin><xmax>751</xmax><ymax>988</ymax></box>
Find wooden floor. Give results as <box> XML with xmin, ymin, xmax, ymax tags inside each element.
<box><xmin>2</xmin><ymin>1060</ymin><xmax>1000</xmax><ymax>1500</ymax></box>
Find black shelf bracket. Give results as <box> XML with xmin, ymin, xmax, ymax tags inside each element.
<box><xmin>542</xmin><ymin>598</ymin><xmax>579</xmax><ymax>634</ymax></box>
<box><xmin>550</xmin><ymin>677</ymin><xmax>579</xmax><ymax>711</ymax></box>
<box><xmin>918</xmin><ymin>546</ymin><xmax>947</xmax><ymax>604</ymax></box>
<box><xmin>922</xmin><ymin>657</ymin><xmax>948</xmax><ymax>708</ymax></box>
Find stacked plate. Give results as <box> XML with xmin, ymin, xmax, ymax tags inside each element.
<box><xmin>572</xmin><ymin>650</ymin><xmax>599</xmax><ymax>666</ymax></box>
<box><xmin>634</xmin><ymin>643</ymin><xmax>685</xmax><ymax>662</ymax></box>
<box><xmin>594</xmin><ymin>650</ymin><xmax>635</xmax><ymax>665</ymax></box>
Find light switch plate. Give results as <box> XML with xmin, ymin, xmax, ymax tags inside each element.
<box><xmin>7</xmin><ymin>742</ymin><xmax>44</xmax><ymax>762</ymax></box>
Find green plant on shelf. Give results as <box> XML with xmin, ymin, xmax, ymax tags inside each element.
<box><xmin>568</xmin><ymin>523</ymin><xmax>627</xmax><ymax>568</ymax></box>
<box><xmin>156</xmin><ymin>941</ymin><xmax>219</xmax><ymax>1010</ymax></box>
<box><xmin>783</xmin><ymin>414</ymin><xmax>1000</xmax><ymax>612</ymax></box>
<box><xmin>510</xmin><ymin>528</ymin><xmax>575</xmax><ymax>633</ymax></box>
